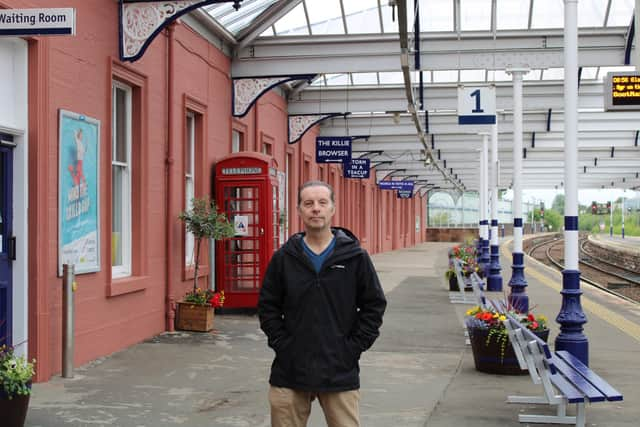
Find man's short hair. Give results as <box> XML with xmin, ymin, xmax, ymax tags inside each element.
<box><xmin>297</xmin><ymin>181</ymin><xmax>335</xmax><ymax>206</ymax></box>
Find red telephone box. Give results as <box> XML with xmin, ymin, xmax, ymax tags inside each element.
<box><xmin>214</xmin><ymin>153</ymin><xmax>281</xmax><ymax>308</ymax></box>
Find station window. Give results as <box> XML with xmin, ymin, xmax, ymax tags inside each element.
<box><xmin>112</xmin><ymin>81</ymin><xmax>132</xmax><ymax>278</ymax></box>
<box><xmin>185</xmin><ymin>112</ymin><xmax>196</xmax><ymax>266</ymax></box>
<box><xmin>303</xmin><ymin>157</ymin><xmax>310</xmax><ymax>183</ymax></box>
<box><xmin>232</xmin><ymin>129</ymin><xmax>244</xmax><ymax>153</ymax></box>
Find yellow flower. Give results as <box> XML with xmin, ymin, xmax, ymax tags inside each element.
<box><xmin>498</xmin><ymin>315</ymin><xmax>507</xmax><ymax>321</ymax></box>
<box><xmin>465</xmin><ymin>306</ymin><xmax>481</xmax><ymax>316</ymax></box>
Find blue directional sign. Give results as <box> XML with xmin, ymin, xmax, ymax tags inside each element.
<box><xmin>316</xmin><ymin>136</ymin><xmax>352</xmax><ymax>163</ymax></box>
<box><xmin>344</xmin><ymin>158</ymin><xmax>370</xmax><ymax>179</ymax></box>
<box><xmin>397</xmin><ymin>189</ymin><xmax>413</xmax><ymax>199</ymax></box>
<box><xmin>378</xmin><ymin>180</ymin><xmax>414</xmax><ymax>191</ymax></box>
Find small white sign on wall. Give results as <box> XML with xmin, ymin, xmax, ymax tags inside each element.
<box><xmin>234</xmin><ymin>215</ymin><xmax>249</xmax><ymax>236</ymax></box>
<box><xmin>458</xmin><ymin>85</ymin><xmax>496</xmax><ymax>126</ymax></box>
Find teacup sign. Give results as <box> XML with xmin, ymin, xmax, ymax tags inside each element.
<box><xmin>458</xmin><ymin>85</ymin><xmax>496</xmax><ymax>126</ymax></box>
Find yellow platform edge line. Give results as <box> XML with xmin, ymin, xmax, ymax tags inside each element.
<box><xmin>499</xmin><ymin>240</ymin><xmax>640</xmax><ymax>344</ymax></box>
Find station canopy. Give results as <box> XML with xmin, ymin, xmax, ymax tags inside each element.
<box><xmin>199</xmin><ymin>0</ymin><xmax>640</xmax><ymax>194</ymax></box>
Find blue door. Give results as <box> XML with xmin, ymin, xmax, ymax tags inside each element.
<box><xmin>0</xmin><ymin>146</ymin><xmax>13</xmax><ymax>347</ymax></box>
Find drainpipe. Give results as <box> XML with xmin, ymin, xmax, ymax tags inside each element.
<box><xmin>165</xmin><ymin>24</ymin><xmax>176</xmax><ymax>332</ymax></box>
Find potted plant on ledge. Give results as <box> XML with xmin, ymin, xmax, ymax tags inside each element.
<box><xmin>177</xmin><ymin>196</ymin><xmax>234</xmax><ymax>332</ymax></box>
<box><xmin>0</xmin><ymin>342</ymin><xmax>36</xmax><ymax>427</ymax></box>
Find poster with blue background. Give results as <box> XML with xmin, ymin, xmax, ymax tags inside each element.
<box><xmin>58</xmin><ymin>110</ymin><xmax>100</xmax><ymax>275</ymax></box>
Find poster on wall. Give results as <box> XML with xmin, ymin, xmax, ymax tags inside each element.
<box><xmin>58</xmin><ymin>109</ymin><xmax>100</xmax><ymax>275</ymax></box>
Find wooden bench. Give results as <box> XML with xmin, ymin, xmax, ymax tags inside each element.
<box><xmin>503</xmin><ymin>313</ymin><xmax>623</xmax><ymax>426</ymax></box>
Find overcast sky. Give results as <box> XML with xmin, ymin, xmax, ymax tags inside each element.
<box><xmin>504</xmin><ymin>188</ymin><xmax>639</xmax><ymax>209</ymax></box>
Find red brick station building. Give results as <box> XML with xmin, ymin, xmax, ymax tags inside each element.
<box><xmin>0</xmin><ymin>2</ymin><xmax>427</xmax><ymax>382</ymax></box>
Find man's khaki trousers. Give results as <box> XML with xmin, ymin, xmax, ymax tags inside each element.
<box><xmin>269</xmin><ymin>386</ymin><xmax>360</xmax><ymax>427</ymax></box>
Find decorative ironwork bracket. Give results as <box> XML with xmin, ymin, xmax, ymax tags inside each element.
<box><xmin>119</xmin><ymin>0</ymin><xmax>241</xmax><ymax>62</ymax></box>
<box><xmin>233</xmin><ymin>74</ymin><xmax>316</xmax><ymax>117</ymax></box>
<box><xmin>288</xmin><ymin>113</ymin><xmax>347</xmax><ymax>145</ymax></box>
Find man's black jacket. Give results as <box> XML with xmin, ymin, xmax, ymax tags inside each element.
<box><xmin>258</xmin><ymin>227</ymin><xmax>387</xmax><ymax>392</ymax></box>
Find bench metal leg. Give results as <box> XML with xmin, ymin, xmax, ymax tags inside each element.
<box><xmin>575</xmin><ymin>402</ymin><xmax>585</xmax><ymax>427</ymax></box>
<box><xmin>516</xmin><ymin>400</ymin><xmax>584</xmax><ymax>427</ymax></box>
<box><xmin>518</xmin><ymin>414</ymin><xmax>576</xmax><ymax>425</ymax></box>
<box><xmin>507</xmin><ymin>395</ymin><xmax>549</xmax><ymax>404</ymax></box>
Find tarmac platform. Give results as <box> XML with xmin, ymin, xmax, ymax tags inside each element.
<box><xmin>25</xmin><ymin>240</ymin><xmax>640</xmax><ymax>426</ymax></box>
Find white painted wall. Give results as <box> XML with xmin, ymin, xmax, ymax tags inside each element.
<box><xmin>0</xmin><ymin>38</ymin><xmax>28</xmax><ymax>356</ymax></box>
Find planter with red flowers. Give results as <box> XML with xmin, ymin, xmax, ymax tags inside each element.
<box><xmin>445</xmin><ymin>243</ymin><xmax>479</xmax><ymax>291</ymax></box>
<box><xmin>176</xmin><ymin>289</ymin><xmax>225</xmax><ymax>332</ymax></box>
<box><xmin>464</xmin><ymin>306</ymin><xmax>549</xmax><ymax>375</ymax></box>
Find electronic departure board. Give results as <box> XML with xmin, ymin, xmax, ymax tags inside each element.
<box><xmin>605</xmin><ymin>72</ymin><xmax>640</xmax><ymax>111</ymax></box>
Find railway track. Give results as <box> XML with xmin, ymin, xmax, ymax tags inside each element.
<box><xmin>525</xmin><ymin>235</ymin><xmax>640</xmax><ymax>304</ymax></box>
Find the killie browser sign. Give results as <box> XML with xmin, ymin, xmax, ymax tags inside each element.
<box><xmin>0</xmin><ymin>8</ymin><xmax>76</xmax><ymax>36</ymax></box>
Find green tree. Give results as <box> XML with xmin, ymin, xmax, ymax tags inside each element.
<box><xmin>179</xmin><ymin>197</ymin><xmax>235</xmax><ymax>292</ymax></box>
<box><xmin>551</xmin><ymin>194</ymin><xmax>565</xmax><ymax>213</ymax></box>
<box><xmin>543</xmin><ymin>209</ymin><xmax>562</xmax><ymax>232</ymax></box>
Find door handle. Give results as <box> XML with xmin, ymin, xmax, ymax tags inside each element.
<box><xmin>9</xmin><ymin>236</ymin><xmax>16</xmax><ymax>261</ymax></box>
<box><xmin>260</xmin><ymin>228</ymin><xmax>264</xmax><ymax>236</ymax></box>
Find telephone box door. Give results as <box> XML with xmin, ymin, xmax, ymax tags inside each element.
<box><xmin>218</xmin><ymin>182</ymin><xmax>268</xmax><ymax>308</ymax></box>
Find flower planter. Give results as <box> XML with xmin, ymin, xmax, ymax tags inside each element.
<box><xmin>0</xmin><ymin>390</ymin><xmax>30</xmax><ymax>427</ymax></box>
<box><xmin>467</xmin><ymin>325</ymin><xmax>549</xmax><ymax>375</ymax></box>
<box><xmin>448</xmin><ymin>275</ymin><xmax>459</xmax><ymax>291</ymax></box>
<box><xmin>175</xmin><ymin>302</ymin><xmax>214</xmax><ymax>332</ymax></box>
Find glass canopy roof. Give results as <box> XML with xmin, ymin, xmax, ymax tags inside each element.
<box><xmin>202</xmin><ymin>0</ymin><xmax>639</xmax><ymax>190</ymax></box>
<box><xmin>205</xmin><ymin>0</ymin><xmax>634</xmax><ymax>36</ymax></box>
<box><xmin>204</xmin><ymin>0</ymin><xmax>636</xmax><ymax>86</ymax></box>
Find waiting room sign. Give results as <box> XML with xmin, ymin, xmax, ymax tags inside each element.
<box><xmin>0</xmin><ymin>8</ymin><xmax>76</xmax><ymax>36</ymax></box>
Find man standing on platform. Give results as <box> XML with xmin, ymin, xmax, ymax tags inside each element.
<box><xmin>258</xmin><ymin>180</ymin><xmax>387</xmax><ymax>427</ymax></box>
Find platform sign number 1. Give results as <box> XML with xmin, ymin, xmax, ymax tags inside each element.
<box><xmin>458</xmin><ymin>85</ymin><xmax>496</xmax><ymax>125</ymax></box>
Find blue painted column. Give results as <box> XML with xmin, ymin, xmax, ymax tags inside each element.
<box><xmin>507</xmin><ymin>69</ymin><xmax>528</xmax><ymax>312</ymax></box>
<box><xmin>479</xmin><ymin>134</ymin><xmax>490</xmax><ymax>275</ymax></box>
<box><xmin>556</xmin><ymin>0</ymin><xmax>588</xmax><ymax>366</ymax></box>
<box><xmin>487</xmin><ymin>122</ymin><xmax>502</xmax><ymax>291</ymax></box>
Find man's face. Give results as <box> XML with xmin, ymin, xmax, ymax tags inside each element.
<box><xmin>297</xmin><ymin>185</ymin><xmax>335</xmax><ymax>232</ymax></box>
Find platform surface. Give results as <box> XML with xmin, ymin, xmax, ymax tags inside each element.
<box><xmin>26</xmin><ymin>240</ymin><xmax>639</xmax><ymax>426</ymax></box>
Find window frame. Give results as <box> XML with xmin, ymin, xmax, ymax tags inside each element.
<box><xmin>111</xmin><ymin>80</ymin><xmax>133</xmax><ymax>279</ymax></box>
<box><xmin>184</xmin><ymin>111</ymin><xmax>196</xmax><ymax>267</ymax></box>
<box><xmin>183</xmin><ymin>95</ymin><xmax>208</xmax><ymax>282</ymax></box>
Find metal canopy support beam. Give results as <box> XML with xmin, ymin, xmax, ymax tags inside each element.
<box><xmin>288</xmin><ymin>81</ymin><xmax>607</xmax><ymax>114</ymax></box>
<box><xmin>233</xmin><ymin>74</ymin><xmax>315</xmax><ymax>117</ymax></box>
<box><xmin>119</xmin><ymin>0</ymin><xmax>240</xmax><ymax>62</ymax></box>
<box><xmin>320</xmin><ymin>110</ymin><xmax>640</xmax><ymax>137</ymax></box>
<box><xmin>288</xmin><ymin>113</ymin><xmax>346</xmax><ymax>144</ymax></box>
<box><xmin>232</xmin><ymin>29</ymin><xmax>627</xmax><ymax>76</ymax></box>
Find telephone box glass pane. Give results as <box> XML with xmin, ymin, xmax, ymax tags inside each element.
<box><xmin>223</xmin><ymin>185</ymin><xmax>261</xmax><ymax>292</ymax></box>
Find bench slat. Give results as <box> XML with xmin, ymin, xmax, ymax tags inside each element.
<box><xmin>550</xmin><ymin>353</ymin><xmax>606</xmax><ymax>402</ymax></box>
<box><xmin>548</xmin><ymin>370</ymin><xmax>586</xmax><ymax>404</ymax></box>
<box><xmin>555</xmin><ymin>350</ymin><xmax>624</xmax><ymax>402</ymax></box>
